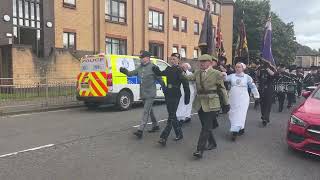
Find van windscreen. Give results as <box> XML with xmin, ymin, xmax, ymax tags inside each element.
<box><xmin>80</xmin><ymin>57</ymin><xmax>106</xmax><ymax>72</ymax></box>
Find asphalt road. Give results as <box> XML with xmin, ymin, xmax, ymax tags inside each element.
<box><xmin>0</xmin><ymin>101</ymin><xmax>319</xmax><ymax>180</ymax></box>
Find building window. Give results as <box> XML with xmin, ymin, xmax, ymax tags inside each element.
<box><xmin>106</xmin><ymin>37</ymin><xmax>127</xmax><ymax>55</ymax></box>
<box><xmin>63</xmin><ymin>32</ymin><xmax>76</xmax><ymax>49</ymax></box>
<box><xmin>173</xmin><ymin>16</ymin><xmax>179</xmax><ymax>31</ymax></box>
<box><xmin>172</xmin><ymin>46</ymin><xmax>179</xmax><ymax>54</ymax></box>
<box><xmin>12</xmin><ymin>0</ymin><xmax>43</xmax><ymax>56</ymax></box>
<box><xmin>63</xmin><ymin>0</ymin><xmax>76</xmax><ymax>8</ymax></box>
<box><xmin>149</xmin><ymin>43</ymin><xmax>164</xmax><ymax>59</ymax></box>
<box><xmin>181</xmin><ymin>19</ymin><xmax>187</xmax><ymax>32</ymax></box>
<box><xmin>180</xmin><ymin>46</ymin><xmax>187</xmax><ymax>58</ymax></box>
<box><xmin>194</xmin><ymin>21</ymin><xmax>199</xmax><ymax>35</ymax></box>
<box><xmin>193</xmin><ymin>49</ymin><xmax>199</xmax><ymax>59</ymax></box>
<box><xmin>105</xmin><ymin>0</ymin><xmax>126</xmax><ymax>23</ymax></box>
<box><xmin>149</xmin><ymin>10</ymin><xmax>164</xmax><ymax>31</ymax></box>
<box><xmin>214</xmin><ymin>2</ymin><xmax>221</xmax><ymax>15</ymax></box>
<box><xmin>182</xmin><ymin>0</ymin><xmax>203</xmax><ymax>8</ymax></box>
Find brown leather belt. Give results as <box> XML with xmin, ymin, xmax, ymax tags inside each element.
<box><xmin>197</xmin><ymin>90</ymin><xmax>217</xmax><ymax>95</ymax></box>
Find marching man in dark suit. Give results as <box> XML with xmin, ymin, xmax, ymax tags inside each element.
<box><xmin>152</xmin><ymin>53</ymin><xmax>190</xmax><ymax>146</ymax></box>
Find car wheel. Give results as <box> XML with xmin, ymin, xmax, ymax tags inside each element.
<box><xmin>117</xmin><ymin>91</ymin><xmax>133</xmax><ymax>111</ymax></box>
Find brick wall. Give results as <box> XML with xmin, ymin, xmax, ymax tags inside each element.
<box><xmin>10</xmin><ymin>46</ymin><xmax>80</xmax><ymax>85</ymax></box>
<box><xmin>54</xmin><ymin>0</ymin><xmax>94</xmax><ymax>51</ymax></box>
<box><xmin>11</xmin><ymin>46</ymin><xmax>40</xmax><ymax>85</ymax></box>
<box><xmin>46</xmin><ymin>50</ymin><xmax>80</xmax><ymax>82</ymax></box>
<box><xmin>104</xmin><ymin>0</ymin><xmax>227</xmax><ymax>60</ymax></box>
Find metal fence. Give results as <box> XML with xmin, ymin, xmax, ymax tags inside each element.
<box><xmin>0</xmin><ymin>77</ymin><xmax>82</xmax><ymax>114</ymax></box>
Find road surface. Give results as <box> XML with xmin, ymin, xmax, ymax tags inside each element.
<box><xmin>0</xmin><ymin>102</ymin><xmax>319</xmax><ymax>180</ymax></box>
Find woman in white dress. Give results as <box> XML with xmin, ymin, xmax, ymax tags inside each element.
<box><xmin>223</xmin><ymin>63</ymin><xmax>260</xmax><ymax>141</ymax></box>
<box><xmin>176</xmin><ymin>63</ymin><xmax>196</xmax><ymax>124</ymax></box>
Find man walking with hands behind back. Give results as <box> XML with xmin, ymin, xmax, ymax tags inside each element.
<box><xmin>184</xmin><ymin>54</ymin><xmax>230</xmax><ymax>159</ymax></box>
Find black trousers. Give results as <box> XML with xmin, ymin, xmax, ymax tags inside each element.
<box><xmin>197</xmin><ymin>108</ymin><xmax>217</xmax><ymax>151</ymax></box>
<box><xmin>160</xmin><ymin>97</ymin><xmax>182</xmax><ymax>140</ymax></box>
<box><xmin>259</xmin><ymin>87</ymin><xmax>273</xmax><ymax>122</ymax></box>
<box><xmin>287</xmin><ymin>92</ymin><xmax>295</xmax><ymax>106</ymax></box>
<box><xmin>297</xmin><ymin>84</ymin><xmax>302</xmax><ymax>96</ymax></box>
<box><xmin>277</xmin><ymin>92</ymin><xmax>286</xmax><ymax>111</ymax></box>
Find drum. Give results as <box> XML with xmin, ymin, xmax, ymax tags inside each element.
<box><xmin>275</xmin><ymin>83</ymin><xmax>286</xmax><ymax>92</ymax></box>
<box><xmin>287</xmin><ymin>84</ymin><xmax>296</xmax><ymax>93</ymax></box>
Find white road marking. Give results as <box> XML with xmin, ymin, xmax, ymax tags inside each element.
<box><xmin>0</xmin><ymin>144</ymin><xmax>55</xmax><ymax>158</ymax></box>
<box><xmin>133</xmin><ymin>113</ymin><xmax>198</xmax><ymax>128</ymax></box>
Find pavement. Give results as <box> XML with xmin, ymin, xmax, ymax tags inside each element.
<box><xmin>0</xmin><ymin>98</ymin><xmax>82</xmax><ymax>116</ymax></box>
<box><xmin>0</xmin><ymin>101</ymin><xmax>319</xmax><ymax>180</ymax></box>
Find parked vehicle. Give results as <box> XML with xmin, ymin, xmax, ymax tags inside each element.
<box><xmin>76</xmin><ymin>54</ymin><xmax>168</xmax><ymax>110</ymax></box>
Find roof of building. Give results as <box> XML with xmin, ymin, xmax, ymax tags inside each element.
<box><xmin>296</xmin><ymin>54</ymin><xmax>320</xmax><ymax>57</ymax></box>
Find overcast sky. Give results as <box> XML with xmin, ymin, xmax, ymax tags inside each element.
<box><xmin>270</xmin><ymin>0</ymin><xmax>320</xmax><ymax>50</ymax></box>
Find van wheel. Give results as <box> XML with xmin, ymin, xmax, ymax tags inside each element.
<box><xmin>117</xmin><ymin>91</ymin><xmax>133</xmax><ymax>111</ymax></box>
<box><xmin>85</xmin><ymin>102</ymin><xmax>100</xmax><ymax>109</ymax></box>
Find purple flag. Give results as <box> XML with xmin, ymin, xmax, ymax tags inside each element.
<box><xmin>261</xmin><ymin>17</ymin><xmax>275</xmax><ymax>65</ymax></box>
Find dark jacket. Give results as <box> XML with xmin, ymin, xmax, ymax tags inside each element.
<box><xmin>153</xmin><ymin>65</ymin><xmax>190</xmax><ymax>103</ymax></box>
<box><xmin>256</xmin><ymin>66</ymin><xmax>276</xmax><ymax>93</ymax></box>
<box><xmin>303</xmin><ymin>73</ymin><xmax>320</xmax><ymax>88</ymax></box>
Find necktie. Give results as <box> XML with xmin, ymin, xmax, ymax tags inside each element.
<box><xmin>200</xmin><ymin>71</ymin><xmax>206</xmax><ymax>90</ymax></box>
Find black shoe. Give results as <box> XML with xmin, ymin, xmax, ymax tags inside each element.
<box><xmin>158</xmin><ymin>138</ymin><xmax>167</xmax><ymax>146</ymax></box>
<box><xmin>184</xmin><ymin>117</ymin><xmax>191</xmax><ymax>123</ymax></box>
<box><xmin>278</xmin><ymin>107</ymin><xmax>283</xmax><ymax>112</ymax></box>
<box><xmin>206</xmin><ymin>143</ymin><xmax>217</xmax><ymax>150</ymax></box>
<box><xmin>174</xmin><ymin>135</ymin><xmax>183</xmax><ymax>141</ymax></box>
<box><xmin>262</xmin><ymin>120</ymin><xmax>267</xmax><ymax>127</ymax></box>
<box><xmin>231</xmin><ymin>132</ymin><xmax>238</xmax><ymax>141</ymax></box>
<box><xmin>239</xmin><ymin>129</ymin><xmax>245</xmax><ymax>136</ymax></box>
<box><xmin>193</xmin><ymin>151</ymin><xmax>203</xmax><ymax>159</ymax></box>
<box><xmin>148</xmin><ymin>126</ymin><xmax>160</xmax><ymax>133</ymax></box>
<box><xmin>287</xmin><ymin>105</ymin><xmax>292</xmax><ymax>109</ymax></box>
<box><xmin>133</xmin><ymin>130</ymin><xmax>143</xmax><ymax>138</ymax></box>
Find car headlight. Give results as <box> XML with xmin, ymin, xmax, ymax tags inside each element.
<box><xmin>290</xmin><ymin>115</ymin><xmax>306</xmax><ymax>127</ymax></box>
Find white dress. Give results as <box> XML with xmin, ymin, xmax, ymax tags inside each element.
<box><xmin>225</xmin><ymin>73</ymin><xmax>260</xmax><ymax>132</ymax></box>
<box><xmin>176</xmin><ymin>70</ymin><xmax>196</xmax><ymax>121</ymax></box>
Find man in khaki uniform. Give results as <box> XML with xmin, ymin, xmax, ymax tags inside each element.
<box><xmin>184</xmin><ymin>54</ymin><xmax>230</xmax><ymax>159</ymax></box>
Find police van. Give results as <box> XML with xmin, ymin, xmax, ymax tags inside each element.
<box><xmin>76</xmin><ymin>54</ymin><xmax>168</xmax><ymax>110</ymax></box>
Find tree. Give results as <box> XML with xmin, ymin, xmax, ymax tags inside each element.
<box><xmin>233</xmin><ymin>0</ymin><xmax>298</xmax><ymax>66</ymax></box>
<box><xmin>271</xmin><ymin>13</ymin><xmax>298</xmax><ymax>65</ymax></box>
<box><xmin>296</xmin><ymin>44</ymin><xmax>319</xmax><ymax>56</ymax></box>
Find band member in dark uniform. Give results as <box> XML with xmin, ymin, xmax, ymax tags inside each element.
<box><xmin>275</xmin><ymin>64</ymin><xmax>289</xmax><ymax>112</ymax></box>
<box><xmin>303</xmin><ymin>66</ymin><xmax>320</xmax><ymax>89</ymax></box>
<box><xmin>152</xmin><ymin>53</ymin><xmax>190</xmax><ymax>146</ymax></box>
<box><xmin>288</xmin><ymin>67</ymin><xmax>298</xmax><ymax>105</ymax></box>
<box><xmin>296</xmin><ymin>66</ymin><xmax>304</xmax><ymax>97</ymax></box>
<box><xmin>275</xmin><ymin>64</ymin><xmax>297</xmax><ymax>112</ymax></box>
<box><xmin>256</xmin><ymin>60</ymin><xmax>276</xmax><ymax>127</ymax></box>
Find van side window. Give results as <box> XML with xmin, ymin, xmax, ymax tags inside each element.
<box><xmin>156</xmin><ymin>61</ymin><xmax>168</xmax><ymax>71</ymax></box>
<box><xmin>133</xmin><ymin>58</ymin><xmax>141</xmax><ymax>69</ymax></box>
